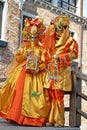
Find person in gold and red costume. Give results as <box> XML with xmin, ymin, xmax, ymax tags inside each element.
<box><xmin>42</xmin><ymin>15</ymin><xmax>78</xmax><ymax>127</ymax></box>
<box><xmin>0</xmin><ymin>18</ymin><xmax>52</xmax><ymax>126</ymax></box>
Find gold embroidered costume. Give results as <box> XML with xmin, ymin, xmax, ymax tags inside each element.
<box><xmin>0</xmin><ymin>18</ymin><xmax>51</xmax><ymax>126</ymax></box>
<box><xmin>42</xmin><ymin>15</ymin><xmax>78</xmax><ymax>127</ymax></box>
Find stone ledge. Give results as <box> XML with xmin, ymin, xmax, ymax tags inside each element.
<box><xmin>0</xmin><ymin>118</ymin><xmax>80</xmax><ymax>130</ymax></box>
<box><xmin>0</xmin><ymin>40</ymin><xmax>8</xmax><ymax>47</ymax></box>
<box><xmin>34</xmin><ymin>0</ymin><xmax>86</xmax><ymax>25</ymax></box>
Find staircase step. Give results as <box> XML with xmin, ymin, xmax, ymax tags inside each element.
<box><xmin>0</xmin><ymin>118</ymin><xmax>80</xmax><ymax>130</ymax></box>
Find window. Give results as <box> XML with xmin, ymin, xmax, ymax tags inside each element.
<box><xmin>22</xmin><ymin>11</ymin><xmax>36</xmax><ymax>27</ymax></box>
<box><xmin>19</xmin><ymin>12</ymin><xmax>36</xmax><ymax>44</ymax></box>
<box><xmin>22</xmin><ymin>15</ymin><xmax>32</xmax><ymax>29</ymax></box>
<box><xmin>0</xmin><ymin>2</ymin><xmax>3</xmax><ymax>39</ymax></box>
<box><xmin>69</xmin><ymin>0</ymin><xmax>76</xmax><ymax>12</ymax></box>
<box><xmin>83</xmin><ymin>24</ymin><xmax>87</xmax><ymax>30</ymax></box>
<box><xmin>70</xmin><ymin>31</ymin><xmax>74</xmax><ymax>37</ymax></box>
<box><xmin>46</xmin><ymin>0</ymin><xmax>51</xmax><ymax>2</ymax></box>
<box><xmin>57</xmin><ymin>0</ymin><xmax>77</xmax><ymax>13</ymax></box>
<box><xmin>43</xmin><ymin>0</ymin><xmax>77</xmax><ymax>13</ymax></box>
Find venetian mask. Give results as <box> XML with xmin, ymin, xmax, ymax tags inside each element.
<box><xmin>51</xmin><ymin>15</ymin><xmax>69</xmax><ymax>38</ymax></box>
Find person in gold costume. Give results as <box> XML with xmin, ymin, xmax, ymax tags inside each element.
<box><xmin>0</xmin><ymin>18</ymin><xmax>52</xmax><ymax>126</ymax></box>
<box><xmin>42</xmin><ymin>15</ymin><xmax>78</xmax><ymax>127</ymax></box>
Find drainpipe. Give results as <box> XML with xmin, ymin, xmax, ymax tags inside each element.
<box><xmin>78</xmin><ymin>0</ymin><xmax>83</xmax><ymax>71</ymax></box>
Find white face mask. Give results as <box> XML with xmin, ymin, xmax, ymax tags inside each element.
<box><xmin>55</xmin><ymin>23</ymin><xmax>68</xmax><ymax>39</ymax></box>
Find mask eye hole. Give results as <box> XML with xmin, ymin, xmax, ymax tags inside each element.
<box><xmin>57</xmin><ymin>25</ymin><xmax>63</xmax><ymax>31</ymax></box>
<box><xmin>55</xmin><ymin>24</ymin><xmax>63</xmax><ymax>32</ymax></box>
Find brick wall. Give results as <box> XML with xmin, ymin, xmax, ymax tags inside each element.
<box><xmin>0</xmin><ymin>0</ymin><xmax>20</xmax><ymax>77</ymax></box>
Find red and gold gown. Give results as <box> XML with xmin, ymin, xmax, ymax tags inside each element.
<box><xmin>0</xmin><ymin>40</ymin><xmax>51</xmax><ymax>126</ymax></box>
<box><xmin>42</xmin><ymin>23</ymin><xmax>78</xmax><ymax>126</ymax></box>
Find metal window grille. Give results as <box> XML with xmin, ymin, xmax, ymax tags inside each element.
<box><xmin>57</xmin><ymin>0</ymin><xmax>77</xmax><ymax>13</ymax></box>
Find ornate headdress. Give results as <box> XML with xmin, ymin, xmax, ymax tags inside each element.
<box><xmin>50</xmin><ymin>15</ymin><xmax>70</xmax><ymax>39</ymax></box>
<box><xmin>22</xmin><ymin>17</ymin><xmax>46</xmax><ymax>41</ymax></box>
<box><xmin>51</xmin><ymin>15</ymin><xmax>70</xmax><ymax>27</ymax></box>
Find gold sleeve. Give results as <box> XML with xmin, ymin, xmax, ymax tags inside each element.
<box><xmin>68</xmin><ymin>39</ymin><xmax>78</xmax><ymax>60</ymax></box>
<box><xmin>58</xmin><ymin>39</ymin><xmax>78</xmax><ymax>66</ymax></box>
<box><xmin>14</xmin><ymin>47</ymin><xmax>27</xmax><ymax>63</ymax></box>
<box><xmin>39</xmin><ymin>48</ymin><xmax>52</xmax><ymax>71</ymax></box>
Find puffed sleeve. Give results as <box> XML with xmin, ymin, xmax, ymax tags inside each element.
<box><xmin>59</xmin><ymin>39</ymin><xmax>78</xmax><ymax>66</ymax></box>
<box><xmin>39</xmin><ymin>48</ymin><xmax>52</xmax><ymax>71</ymax></box>
<box><xmin>14</xmin><ymin>46</ymin><xmax>27</xmax><ymax>63</ymax></box>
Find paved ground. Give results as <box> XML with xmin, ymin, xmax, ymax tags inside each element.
<box><xmin>0</xmin><ymin>118</ymin><xmax>80</xmax><ymax>130</ymax></box>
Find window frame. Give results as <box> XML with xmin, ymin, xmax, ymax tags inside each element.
<box><xmin>22</xmin><ymin>11</ymin><xmax>36</xmax><ymax>29</ymax></box>
<box><xmin>18</xmin><ymin>11</ymin><xmax>36</xmax><ymax>45</ymax></box>
<box><xmin>0</xmin><ymin>1</ymin><xmax>3</xmax><ymax>39</ymax></box>
<box><xmin>43</xmin><ymin>0</ymin><xmax>77</xmax><ymax>13</ymax></box>
<box><xmin>0</xmin><ymin>0</ymin><xmax>8</xmax><ymax>40</ymax></box>
<box><xmin>57</xmin><ymin>0</ymin><xmax>77</xmax><ymax>13</ymax></box>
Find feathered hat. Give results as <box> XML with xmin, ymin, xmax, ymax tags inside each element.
<box><xmin>22</xmin><ymin>17</ymin><xmax>46</xmax><ymax>41</ymax></box>
<box><xmin>51</xmin><ymin>15</ymin><xmax>70</xmax><ymax>27</ymax></box>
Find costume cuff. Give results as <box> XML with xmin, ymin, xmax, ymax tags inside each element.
<box><xmin>59</xmin><ymin>53</ymin><xmax>71</xmax><ymax>66</ymax></box>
